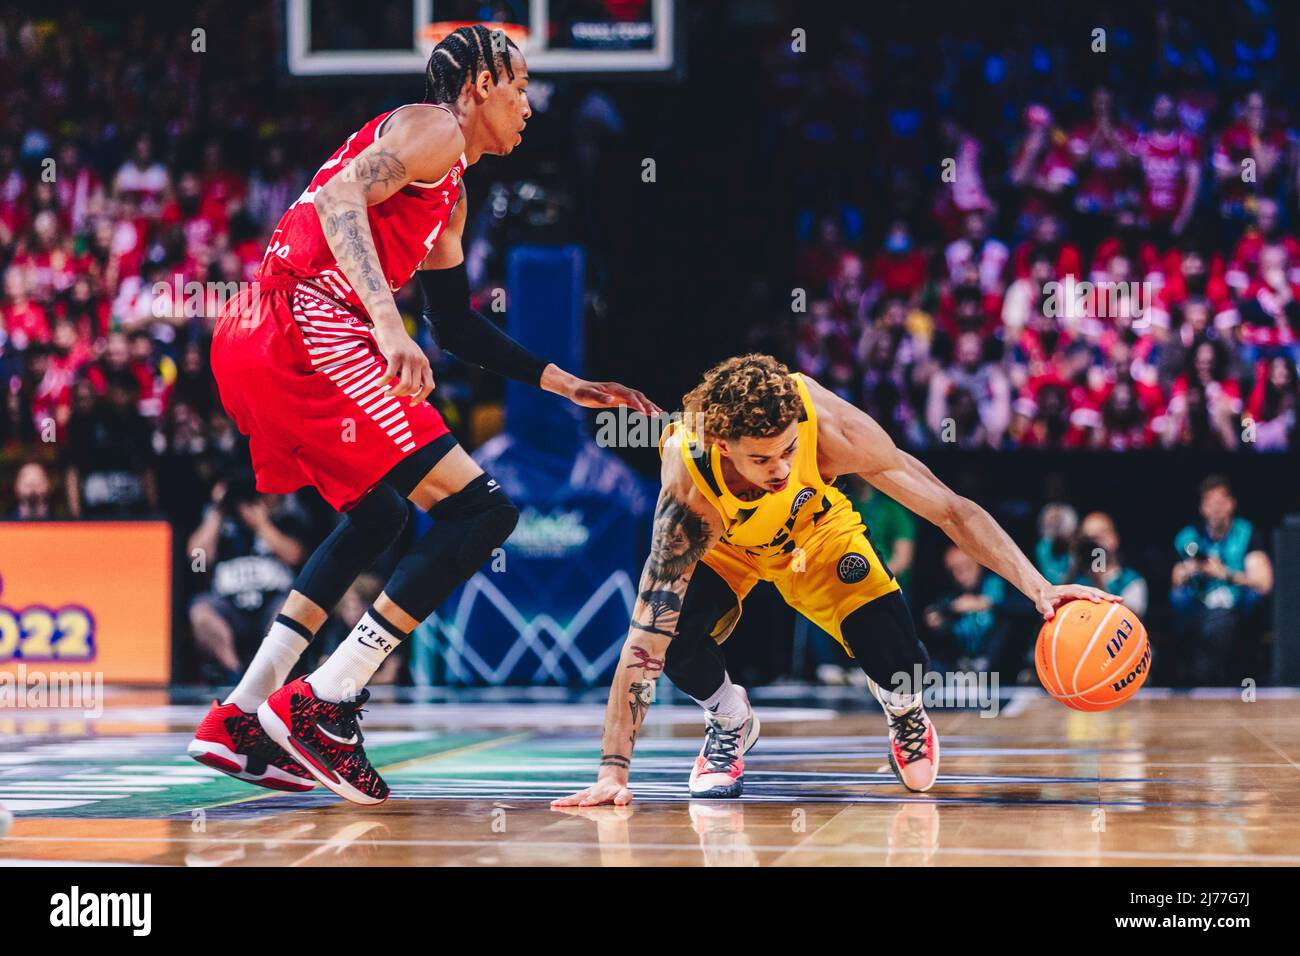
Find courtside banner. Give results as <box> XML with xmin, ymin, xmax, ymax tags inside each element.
<box><xmin>0</xmin><ymin>522</ymin><xmax>171</xmax><ymax>685</ymax></box>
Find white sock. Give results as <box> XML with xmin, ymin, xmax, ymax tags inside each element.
<box><xmin>876</xmin><ymin>686</ymin><xmax>922</xmax><ymax>716</ymax></box>
<box><xmin>224</xmin><ymin>620</ymin><xmax>311</xmax><ymax>713</ymax></box>
<box><xmin>695</xmin><ymin>674</ymin><xmax>749</xmax><ymax>726</ymax></box>
<box><xmin>307</xmin><ymin>610</ymin><xmax>404</xmax><ymax>703</ymax></box>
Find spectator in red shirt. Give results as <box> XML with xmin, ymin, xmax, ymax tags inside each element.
<box><xmin>933</xmin><ymin>118</ymin><xmax>996</xmax><ymax>239</ymax></box>
<box><xmin>54</xmin><ymin>142</ymin><xmax>105</xmax><ymax>233</ymax></box>
<box><xmin>1068</xmin><ymin>87</ymin><xmax>1139</xmax><ymax>250</ymax></box>
<box><xmin>1212</xmin><ymin>90</ymin><xmax>1288</xmax><ymax>229</ymax></box>
<box><xmin>1010</xmin><ymin>104</ymin><xmax>1076</xmax><ymax>229</ymax></box>
<box><xmin>113</xmin><ymin>134</ymin><xmax>171</xmax><ymax>219</ymax></box>
<box><xmin>1003</xmin><ymin>248</ymin><xmax>1059</xmax><ymax>335</ymax></box>
<box><xmin>1093</xmin><ymin>379</ymin><xmax>1156</xmax><ymax>450</ymax></box>
<box><xmin>1</xmin><ymin>266</ymin><xmax>50</xmax><ymax>353</ymax></box>
<box><xmin>58</xmin><ymin>274</ymin><xmax>111</xmax><ymax>342</ymax></box>
<box><xmin>1091</xmin><ymin>205</ymin><xmax>1164</xmax><ymax>282</ymax></box>
<box><xmin>1227</xmin><ymin>197</ymin><xmax>1300</xmax><ymax>292</ymax></box>
<box><xmin>1245</xmin><ymin>355</ymin><xmax>1298</xmax><ymax>449</ymax></box>
<box><xmin>944</xmin><ymin>211</ymin><xmax>1009</xmax><ymax>295</ymax></box>
<box><xmin>926</xmin><ymin>331</ymin><xmax>1011</xmax><ymax>446</ymax></box>
<box><xmin>868</xmin><ymin>220</ymin><xmax>928</xmax><ymax>301</ymax></box>
<box><xmin>1014</xmin><ymin>381</ymin><xmax>1084</xmax><ymax>449</ymax></box>
<box><xmin>200</xmin><ymin>140</ymin><xmax>247</xmax><ymax>213</ymax></box>
<box><xmin>1152</xmin><ymin>248</ymin><xmax>1233</xmax><ymax>330</ymax></box>
<box><xmin>1169</xmin><ymin>338</ymin><xmax>1243</xmax><ymax>436</ymax></box>
<box><xmin>11</xmin><ymin>210</ymin><xmax>77</xmax><ymax>304</ymax></box>
<box><xmin>1133</xmin><ymin>93</ymin><xmax>1202</xmax><ymax>243</ymax></box>
<box><xmin>1237</xmin><ymin>243</ymin><xmax>1300</xmax><ymax>355</ymax></box>
<box><xmin>1012</xmin><ymin>213</ymin><xmax>1083</xmax><ymax>281</ymax></box>
<box><xmin>935</xmin><ymin>267</ymin><xmax>1001</xmax><ymax>340</ymax></box>
<box><xmin>39</xmin><ymin>318</ymin><xmax>89</xmax><ymax>431</ymax></box>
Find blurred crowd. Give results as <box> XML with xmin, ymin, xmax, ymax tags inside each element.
<box><xmin>774</xmin><ymin>5</ymin><xmax>1300</xmax><ymax>451</ymax></box>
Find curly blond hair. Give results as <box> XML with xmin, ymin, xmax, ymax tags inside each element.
<box><xmin>682</xmin><ymin>354</ymin><xmax>804</xmax><ymax>442</ymax></box>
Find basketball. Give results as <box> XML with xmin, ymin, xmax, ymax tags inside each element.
<box><xmin>1036</xmin><ymin>600</ymin><xmax>1151</xmax><ymax>711</ymax></box>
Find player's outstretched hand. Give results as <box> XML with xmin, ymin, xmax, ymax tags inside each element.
<box><xmin>1036</xmin><ymin>583</ymin><xmax>1122</xmax><ymax>621</ymax></box>
<box><xmin>551</xmin><ymin>779</ymin><xmax>633</xmax><ymax>808</ymax></box>
<box><xmin>568</xmin><ymin>379</ymin><xmax>662</xmax><ymax>416</ymax></box>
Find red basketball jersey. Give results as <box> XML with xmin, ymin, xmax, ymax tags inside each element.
<box><xmin>257</xmin><ymin>102</ymin><xmax>465</xmax><ymax>312</ymax></box>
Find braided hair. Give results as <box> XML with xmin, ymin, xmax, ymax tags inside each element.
<box><xmin>424</xmin><ymin>24</ymin><xmax>519</xmax><ymax>104</ymax></box>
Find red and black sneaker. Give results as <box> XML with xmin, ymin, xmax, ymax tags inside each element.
<box><xmin>188</xmin><ymin>700</ymin><xmax>316</xmax><ymax>792</ymax></box>
<box><xmin>257</xmin><ymin>678</ymin><xmax>389</xmax><ymax>806</ymax></box>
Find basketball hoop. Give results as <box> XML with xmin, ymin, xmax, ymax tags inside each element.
<box><xmin>417</xmin><ymin>21</ymin><xmax>531</xmax><ymax>59</ymax></box>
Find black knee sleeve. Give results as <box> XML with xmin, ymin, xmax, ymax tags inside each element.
<box><xmin>384</xmin><ymin>473</ymin><xmax>519</xmax><ymax>623</ymax></box>
<box><xmin>663</xmin><ymin>564</ymin><xmax>737</xmax><ymax>700</ymax></box>
<box><xmin>839</xmin><ymin>590</ymin><xmax>931</xmax><ymax>691</ymax></box>
<box><xmin>428</xmin><ymin>473</ymin><xmax>520</xmax><ymax>577</ymax></box>
<box><xmin>293</xmin><ymin>483</ymin><xmax>410</xmax><ymax>614</ymax></box>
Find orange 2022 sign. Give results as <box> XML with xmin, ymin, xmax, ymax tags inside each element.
<box><xmin>0</xmin><ymin>522</ymin><xmax>172</xmax><ymax>685</ymax></box>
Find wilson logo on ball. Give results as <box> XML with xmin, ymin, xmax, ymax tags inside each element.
<box><xmin>1112</xmin><ymin>644</ymin><xmax>1152</xmax><ymax>692</ymax></box>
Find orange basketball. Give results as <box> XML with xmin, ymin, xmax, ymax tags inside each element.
<box><xmin>1035</xmin><ymin>600</ymin><xmax>1151</xmax><ymax>711</ymax></box>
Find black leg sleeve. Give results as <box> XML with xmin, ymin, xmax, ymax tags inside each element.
<box><xmin>662</xmin><ymin>563</ymin><xmax>741</xmax><ymax>700</ymax></box>
<box><xmin>839</xmin><ymin>590</ymin><xmax>931</xmax><ymax>693</ymax></box>
<box><xmin>292</xmin><ymin>483</ymin><xmax>411</xmax><ymax>617</ymax></box>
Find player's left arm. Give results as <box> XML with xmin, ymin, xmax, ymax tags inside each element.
<box><xmin>804</xmin><ymin>375</ymin><xmax>1118</xmax><ymax>620</ymax></box>
<box><xmin>415</xmin><ymin>186</ymin><xmax>659</xmax><ymax>414</ymax></box>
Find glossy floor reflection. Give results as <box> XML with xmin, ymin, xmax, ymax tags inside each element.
<box><xmin>1</xmin><ymin>690</ymin><xmax>1297</xmax><ymax>866</ymax></box>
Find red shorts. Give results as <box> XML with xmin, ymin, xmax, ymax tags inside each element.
<box><xmin>210</xmin><ymin>276</ymin><xmax>450</xmax><ymax>511</ymax></box>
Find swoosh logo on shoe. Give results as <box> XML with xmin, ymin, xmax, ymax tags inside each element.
<box><xmin>289</xmin><ymin>737</ymin><xmax>340</xmax><ymax>783</ymax></box>
<box><xmin>316</xmin><ymin>722</ymin><xmax>359</xmax><ymax>746</ymax></box>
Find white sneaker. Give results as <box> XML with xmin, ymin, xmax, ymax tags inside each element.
<box><xmin>868</xmin><ymin>679</ymin><xmax>940</xmax><ymax>792</ymax></box>
<box><xmin>687</xmin><ymin>687</ymin><xmax>761</xmax><ymax>799</ymax></box>
<box><xmin>884</xmin><ymin>704</ymin><xmax>940</xmax><ymax>792</ymax></box>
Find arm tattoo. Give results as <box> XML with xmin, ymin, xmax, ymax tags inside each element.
<box><xmin>324</xmin><ymin>208</ymin><xmax>385</xmax><ymax>295</ymax></box>
<box><xmin>646</xmin><ymin>493</ymin><xmax>712</xmax><ymax>583</ymax></box>
<box><xmin>629</xmin><ymin>492</ymin><xmax>713</xmax><ymax>640</ymax></box>
<box><xmin>628</xmin><ymin>680</ymin><xmax>653</xmax><ymax>730</ymax></box>
<box><xmin>632</xmin><ymin>589</ymin><xmax>681</xmax><ymax>637</ymax></box>
<box><xmin>625</xmin><ymin>645</ymin><xmax>665</xmax><ymax>675</ymax></box>
<box><xmin>346</xmin><ymin>148</ymin><xmax>407</xmax><ymax>193</ymax></box>
<box><xmin>600</xmin><ymin>754</ymin><xmax>631</xmax><ymax>769</ymax></box>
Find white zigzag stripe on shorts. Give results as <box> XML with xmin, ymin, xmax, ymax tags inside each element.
<box><xmin>291</xmin><ymin>286</ymin><xmax>417</xmax><ymax>453</ymax></box>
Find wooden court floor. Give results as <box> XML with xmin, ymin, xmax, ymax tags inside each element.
<box><xmin>1</xmin><ymin>689</ymin><xmax>1298</xmax><ymax>866</ymax></box>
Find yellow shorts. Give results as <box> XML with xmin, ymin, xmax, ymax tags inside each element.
<box><xmin>700</xmin><ymin>519</ymin><xmax>901</xmax><ymax>650</ymax></box>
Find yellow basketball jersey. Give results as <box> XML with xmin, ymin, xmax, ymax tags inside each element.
<box><xmin>661</xmin><ymin>373</ymin><xmax>857</xmax><ymax>568</ymax></box>
<box><xmin>658</xmin><ymin>373</ymin><xmax>900</xmax><ymax>645</ymax></box>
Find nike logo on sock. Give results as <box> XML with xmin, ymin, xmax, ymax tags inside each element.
<box><xmin>355</xmin><ymin>625</ymin><xmax>393</xmax><ymax>653</ymax></box>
